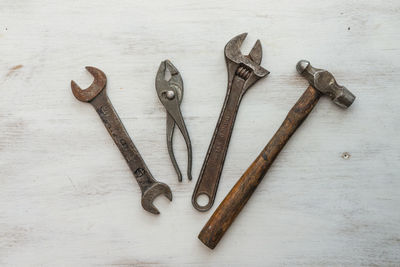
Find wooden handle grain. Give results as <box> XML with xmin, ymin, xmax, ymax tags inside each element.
<box><xmin>198</xmin><ymin>85</ymin><xmax>321</xmax><ymax>249</ymax></box>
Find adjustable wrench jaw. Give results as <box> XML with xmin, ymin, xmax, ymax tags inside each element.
<box><xmin>71</xmin><ymin>66</ymin><xmax>107</xmax><ymax>102</ymax></box>
<box><xmin>224</xmin><ymin>33</ymin><xmax>270</xmax><ymax>92</ymax></box>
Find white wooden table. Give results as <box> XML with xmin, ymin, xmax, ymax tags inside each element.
<box><xmin>1</xmin><ymin>0</ymin><xmax>399</xmax><ymax>266</ymax></box>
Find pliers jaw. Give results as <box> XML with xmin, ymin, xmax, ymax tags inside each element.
<box><xmin>156</xmin><ymin>60</ymin><xmax>183</xmax><ymax>103</ymax></box>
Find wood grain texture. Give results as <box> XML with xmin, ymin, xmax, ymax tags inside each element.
<box><xmin>0</xmin><ymin>0</ymin><xmax>399</xmax><ymax>266</ymax></box>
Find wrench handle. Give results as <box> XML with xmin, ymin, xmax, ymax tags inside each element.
<box><xmin>90</xmin><ymin>90</ymin><xmax>156</xmax><ymax>193</ymax></box>
<box><xmin>198</xmin><ymin>85</ymin><xmax>321</xmax><ymax>249</ymax></box>
<box><xmin>192</xmin><ymin>76</ymin><xmax>246</xmax><ymax>211</ymax></box>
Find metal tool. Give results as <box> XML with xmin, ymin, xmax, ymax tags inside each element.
<box><xmin>192</xmin><ymin>33</ymin><xmax>269</xmax><ymax>211</ymax></box>
<box><xmin>198</xmin><ymin>60</ymin><xmax>356</xmax><ymax>249</ymax></box>
<box><xmin>155</xmin><ymin>60</ymin><xmax>192</xmax><ymax>182</ymax></box>
<box><xmin>71</xmin><ymin>66</ymin><xmax>172</xmax><ymax>215</ymax></box>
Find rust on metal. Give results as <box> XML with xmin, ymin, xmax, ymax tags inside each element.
<box><xmin>71</xmin><ymin>66</ymin><xmax>172</xmax><ymax>215</ymax></box>
<box><xmin>155</xmin><ymin>60</ymin><xmax>192</xmax><ymax>182</ymax></box>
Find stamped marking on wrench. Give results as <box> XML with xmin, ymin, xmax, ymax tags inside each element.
<box><xmin>192</xmin><ymin>33</ymin><xmax>269</xmax><ymax>211</ymax></box>
<box><xmin>71</xmin><ymin>66</ymin><xmax>172</xmax><ymax>215</ymax></box>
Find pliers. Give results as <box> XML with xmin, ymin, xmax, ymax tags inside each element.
<box><xmin>155</xmin><ymin>60</ymin><xmax>192</xmax><ymax>182</ymax></box>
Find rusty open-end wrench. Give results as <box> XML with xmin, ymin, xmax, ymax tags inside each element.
<box><xmin>192</xmin><ymin>33</ymin><xmax>270</xmax><ymax>211</ymax></box>
<box><xmin>71</xmin><ymin>67</ymin><xmax>172</xmax><ymax>215</ymax></box>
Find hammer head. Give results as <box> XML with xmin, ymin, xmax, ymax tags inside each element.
<box><xmin>296</xmin><ymin>60</ymin><xmax>355</xmax><ymax>108</ymax></box>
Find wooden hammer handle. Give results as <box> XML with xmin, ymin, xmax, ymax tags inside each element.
<box><xmin>198</xmin><ymin>85</ymin><xmax>321</xmax><ymax>249</ymax></box>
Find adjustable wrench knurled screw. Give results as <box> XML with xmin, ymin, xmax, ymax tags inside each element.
<box><xmin>192</xmin><ymin>33</ymin><xmax>270</xmax><ymax>211</ymax></box>
<box><xmin>71</xmin><ymin>66</ymin><xmax>172</xmax><ymax>215</ymax></box>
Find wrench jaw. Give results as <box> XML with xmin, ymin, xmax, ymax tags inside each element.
<box><xmin>71</xmin><ymin>66</ymin><xmax>107</xmax><ymax>102</ymax></box>
<box><xmin>141</xmin><ymin>182</ymin><xmax>173</xmax><ymax>215</ymax></box>
<box><xmin>224</xmin><ymin>33</ymin><xmax>270</xmax><ymax>92</ymax></box>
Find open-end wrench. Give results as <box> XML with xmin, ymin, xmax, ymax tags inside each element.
<box><xmin>71</xmin><ymin>66</ymin><xmax>172</xmax><ymax>215</ymax></box>
<box><xmin>192</xmin><ymin>33</ymin><xmax>270</xmax><ymax>211</ymax></box>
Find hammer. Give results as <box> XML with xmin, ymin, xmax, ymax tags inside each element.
<box><xmin>198</xmin><ymin>60</ymin><xmax>356</xmax><ymax>249</ymax></box>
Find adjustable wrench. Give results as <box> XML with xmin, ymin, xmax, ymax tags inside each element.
<box><xmin>71</xmin><ymin>67</ymin><xmax>172</xmax><ymax>215</ymax></box>
<box><xmin>192</xmin><ymin>33</ymin><xmax>269</xmax><ymax>211</ymax></box>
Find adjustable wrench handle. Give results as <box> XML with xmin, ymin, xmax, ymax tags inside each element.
<box><xmin>90</xmin><ymin>90</ymin><xmax>157</xmax><ymax>194</ymax></box>
<box><xmin>192</xmin><ymin>76</ymin><xmax>246</xmax><ymax>211</ymax></box>
<box><xmin>198</xmin><ymin>85</ymin><xmax>321</xmax><ymax>249</ymax></box>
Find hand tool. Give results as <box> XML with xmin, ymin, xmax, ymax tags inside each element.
<box><xmin>155</xmin><ymin>60</ymin><xmax>192</xmax><ymax>182</ymax></box>
<box><xmin>198</xmin><ymin>60</ymin><xmax>356</xmax><ymax>249</ymax></box>
<box><xmin>192</xmin><ymin>33</ymin><xmax>270</xmax><ymax>211</ymax></box>
<box><xmin>71</xmin><ymin>66</ymin><xmax>172</xmax><ymax>215</ymax></box>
